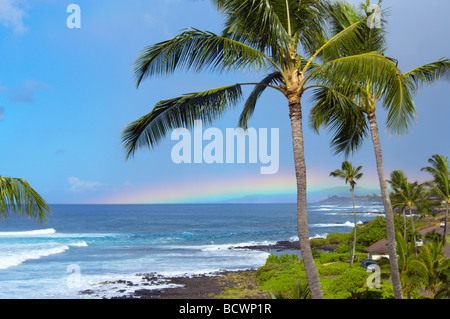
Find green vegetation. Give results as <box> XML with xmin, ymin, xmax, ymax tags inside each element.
<box><xmin>217</xmin><ymin>212</ymin><xmax>448</xmax><ymax>299</ymax></box>
<box><xmin>253</xmin><ymin>252</ymin><xmax>395</xmax><ymax>299</ymax></box>
<box><xmin>0</xmin><ymin>176</ymin><xmax>51</xmax><ymax>223</ymax></box>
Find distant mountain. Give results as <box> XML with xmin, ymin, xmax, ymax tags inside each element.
<box><xmin>318</xmin><ymin>194</ymin><xmax>383</xmax><ymax>203</ymax></box>
<box><xmin>221</xmin><ymin>193</ymin><xmax>296</xmax><ymax>204</ymax></box>
<box><xmin>219</xmin><ymin>185</ymin><xmax>382</xmax><ymax>204</ymax></box>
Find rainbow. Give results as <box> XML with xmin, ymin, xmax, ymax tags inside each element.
<box><xmin>100</xmin><ymin>171</ymin><xmax>298</xmax><ymax>204</ymax></box>
<box><xmin>97</xmin><ymin>168</ymin><xmax>381</xmax><ymax>204</ymax></box>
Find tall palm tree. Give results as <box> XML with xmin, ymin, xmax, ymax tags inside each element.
<box><xmin>421</xmin><ymin>154</ymin><xmax>450</xmax><ymax>246</ymax></box>
<box><xmin>330</xmin><ymin>160</ymin><xmax>362</xmax><ymax>266</ymax></box>
<box><xmin>121</xmin><ymin>0</ymin><xmax>414</xmax><ymax>298</ymax></box>
<box><xmin>310</xmin><ymin>1</ymin><xmax>450</xmax><ymax>299</ymax></box>
<box><xmin>0</xmin><ymin>176</ymin><xmax>50</xmax><ymax>223</ymax></box>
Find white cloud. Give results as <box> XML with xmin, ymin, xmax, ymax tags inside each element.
<box><xmin>8</xmin><ymin>80</ymin><xmax>51</xmax><ymax>104</ymax></box>
<box><xmin>68</xmin><ymin>176</ymin><xmax>103</xmax><ymax>192</ymax></box>
<box><xmin>0</xmin><ymin>0</ymin><xmax>28</xmax><ymax>34</ymax></box>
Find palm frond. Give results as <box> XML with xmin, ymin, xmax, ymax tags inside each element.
<box><xmin>309</xmin><ymin>85</ymin><xmax>368</xmax><ymax>156</ymax></box>
<box><xmin>122</xmin><ymin>84</ymin><xmax>243</xmax><ymax>159</ymax></box>
<box><xmin>421</xmin><ymin>154</ymin><xmax>450</xmax><ymax>200</ymax></box>
<box><xmin>309</xmin><ymin>52</ymin><xmax>416</xmax><ymax>135</ymax></box>
<box><xmin>217</xmin><ymin>0</ymin><xmax>293</xmax><ymax>55</ymax></box>
<box><xmin>0</xmin><ymin>177</ymin><xmax>51</xmax><ymax>223</ymax></box>
<box><xmin>404</xmin><ymin>58</ymin><xmax>450</xmax><ymax>92</ymax></box>
<box><xmin>133</xmin><ymin>28</ymin><xmax>272</xmax><ymax>87</ymax></box>
<box><xmin>320</xmin><ymin>0</ymin><xmax>387</xmax><ymax>60</ymax></box>
<box><xmin>238</xmin><ymin>71</ymin><xmax>284</xmax><ymax>129</ymax></box>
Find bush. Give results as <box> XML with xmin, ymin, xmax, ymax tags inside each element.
<box><xmin>425</xmin><ymin>230</ymin><xmax>443</xmax><ymax>243</ymax></box>
<box><xmin>256</xmin><ymin>254</ymin><xmax>306</xmax><ymax>294</ymax></box>
<box><xmin>317</xmin><ymin>252</ymin><xmax>349</xmax><ymax>264</ymax></box>
<box><xmin>310</xmin><ymin>238</ymin><xmax>330</xmax><ymax>248</ymax></box>
<box><xmin>329</xmin><ymin>266</ymin><xmax>369</xmax><ymax>299</ymax></box>
<box><xmin>326</xmin><ymin>232</ymin><xmax>351</xmax><ymax>244</ymax></box>
<box><xmin>265</xmin><ymin>254</ymin><xmax>300</xmax><ymax>264</ymax></box>
<box><xmin>356</xmin><ymin>215</ymin><xmax>404</xmax><ymax>247</ymax></box>
<box><xmin>319</xmin><ymin>262</ymin><xmax>350</xmax><ymax>277</ymax></box>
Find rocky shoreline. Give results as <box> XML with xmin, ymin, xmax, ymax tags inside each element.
<box><xmin>82</xmin><ymin>240</ymin><xmax>334</xmax><ymax>299</ymax></box>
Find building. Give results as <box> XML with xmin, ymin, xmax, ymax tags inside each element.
<box><xmin>365</xmin><ymin>239</ymin><xmax>389</xmax><ymax>260</ymax></box>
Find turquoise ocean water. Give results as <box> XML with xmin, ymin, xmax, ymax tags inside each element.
<box><xmin>0</xmin><ymin>202</ymin><xmax>383</xmax><ymax>299</ymax></box>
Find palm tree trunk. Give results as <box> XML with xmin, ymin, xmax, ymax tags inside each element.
<box><xmin>288</xmin><ymin>94</ymin><xmax>324</xmax><ymax>299</ymax></box>
<box><xmin>443</xmin><ymin>202</ymin><xmax>448</xmax><ymax>246</ymax></box>
<box><xmin>367</xmin><ymin>111</ymin><xmax>403</xmax><ymax>299</ymax></box>
<box><xmin>402</xmin><ymin>208</ymin><xmax>407</xmax><ymax>241</ymax></box>
<box><xmin>409</xmin><ymin>207</ymin><xmax>417</xmax><ymax>255</ymax></box>
<box><xmin>351</xmin><ymin>187</ymin><xmax>357</xmax><ymax>267</ymax></box>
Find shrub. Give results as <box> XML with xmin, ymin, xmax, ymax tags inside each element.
<box><xmin>356</xmin><ymin>215</ymin><xmax>404</xmax><ymax>247</ymax></box>
<box><xmin>310</xmin><ymin>238</ymin><xmax>330</xmax><ymax>248</ymax></box>
<box><xmin>319</xmin><ymin>262</ymin><xmax>350</xmax><ymax>277</ymax></box>
<box><xmin>256</xmin><ymin>254</ymin><xmax>306</xmax><ymax>294</ymax></box>
<box><xmin>425</xmin><ymin>230</ymin><xmax>443</xmax><ymax>243</ymax></box>
<box><xmin>329</xmin><ymin>266</ymin><xmax>369</xmax><ymax>299</ymax></box>
<box><xmin>326</xmin><ymin>232</ymin><xmax>351</xmax><ymax>244</ymax></box>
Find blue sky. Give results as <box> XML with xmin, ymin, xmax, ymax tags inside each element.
<box><xmin>0</xmin><ymin>0</ymin><xmax>449</xmax><ymax>204</ymax></box>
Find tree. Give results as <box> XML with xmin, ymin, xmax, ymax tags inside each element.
<box><xmin>121</xmin><ymin>0</ymin><xmax>414</xmax><ymax>299</ymax></box>
<box><xmin>0</xmin><ymin>176</ymin><xmax>50</xmax><ymax>223</ymax></box>
<box><xmin>388</xmin><ymin>170</ymin><xmax>425</xmax><ymax>255</ymax></box>
<box><xmin>407</xmin><ymin>241</ymin><xmax>449</xmax><ymax>298</ymax></box>
<box><xmin>395</xmin><ymin>231</ymin><xmax>421</xmax><ymax>298</ymax></box>
<box><xmin>330</xmin><ymin>266</ymin><xmax>369</xmax><ymax>299</ymax></box>
<box><xmin>330</xmin><ymin>160</ymin><xmax>363</xmax><ymax>266</ymax></box>
<box><xmin>388</xmin><ymin>170</ymin><xmax>408</xmax><ymax>240</ymax></box>
<box><xmin>421</xmin><ymin>154</ymin><xmax>450</xmax><ymax>246</ymax></box>
<box><xmin>309</xmin><ymin>1</ymin><xmax>450</xmax><ymax>299</ymax></box>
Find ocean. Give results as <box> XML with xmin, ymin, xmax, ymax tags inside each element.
<box><xmin>0</xmin><ymin>202</ymin><xmax>383</xmax><ymax>299</ymax></box>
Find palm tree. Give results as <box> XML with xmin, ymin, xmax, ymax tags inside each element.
<box><xmin>0</xmin><ymin>176</ymin><xmax>50</xmax><ymax>223</ymax></box>
<box><xmin>408</xmin><ymin>241</ymin><xmax>449</xmax><ymax>298</ymax></box>
<box><xmin>309</xmin><ymin>1</ymin><xmax>450</xmax><ymax>299</ymax></box>
<box><xmin>330</xmin><ymin>160</ymin><xmax>362</xmax><ymax>266</ymax></box>
<box><xmin>269</xmin><ymin>280</ymin><xmax>311</xmax><ymax>299</ymax></box>
<box><xmin>388</xmin><ymin>171</ymin><xmax>424</xmax><ymax>255</ymax></box>
<box><xmin>121</xmin><ymin>0</ymin><xmax>415</xmax><ymax>299</ymax></box>
<box><xmin>421</xmin><ymin>154</ymin><xmax>450</xmax><ymax>246</ymax></box>
<box><xmin>388</xmin><ymin>170</ymin><xmax>408</xmax><ymax>240</ymax></box>
<box><xmin>395</xmin><ymin>231</ymin><xmax>420</xmax><ymax>298</ymax></box>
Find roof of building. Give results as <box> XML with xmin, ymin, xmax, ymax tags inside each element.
<box><xmin>365</xmin><ymin>238</ymin><xmax>389</xmax><ymax>254</ymax></box>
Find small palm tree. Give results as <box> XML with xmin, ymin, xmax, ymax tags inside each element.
<box><xmin>388</xmin><ymin>170</ymin><xmax>408</xmax><ymax>240</ymax></box>
<box><xmin>388</xmin><ymin>170</ymin><xmax>425</xmax><ymax>255</ymax></box>
<box><xmin>330</xmin><ymin>160</ymin><xmax>363</xmax><ymax>266</ymax></box>
<box><xmin>407</xmin><ymin>241</ymin><xmax>449</xmax><ymax>298</ymax></box>
<box><xmin>0</xmin><ymin>176</ymin><xmax>50</xmax><ymax>223</ymax></box>
<box><xmin>421</xmin><ymin>154</ymin><xmax>450</xmax><ymax>246</ymax></box>
<box><xmin>269</xmin><ymin>280</ymin><xmax>311</xmax><ymax>299</ymax></box>
<box><xmin>395</xmin><ymin>231</ymin><xmax>419</xmax><ymax>298</ymax></box>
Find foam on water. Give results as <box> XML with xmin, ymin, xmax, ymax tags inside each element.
<box><xmin>0</xmin><ymin>203</ymin><xmax>380</xmax><ymax>298</ymax></box>
<box><xmin>0</xmin><ymin>228</ymin><xmax>56</xmax><ymax>236</ymax></box>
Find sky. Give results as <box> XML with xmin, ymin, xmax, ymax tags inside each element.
<box><xmin>0</xmin><ymin>0</ymin><xmax>449</xmax><ymax>204</ymax></box>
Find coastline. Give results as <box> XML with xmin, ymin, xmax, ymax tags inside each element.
<box><xmin>96</xmin><ymin>240</ymin><xmax>314</xmax><ymax>299</ymax></box>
